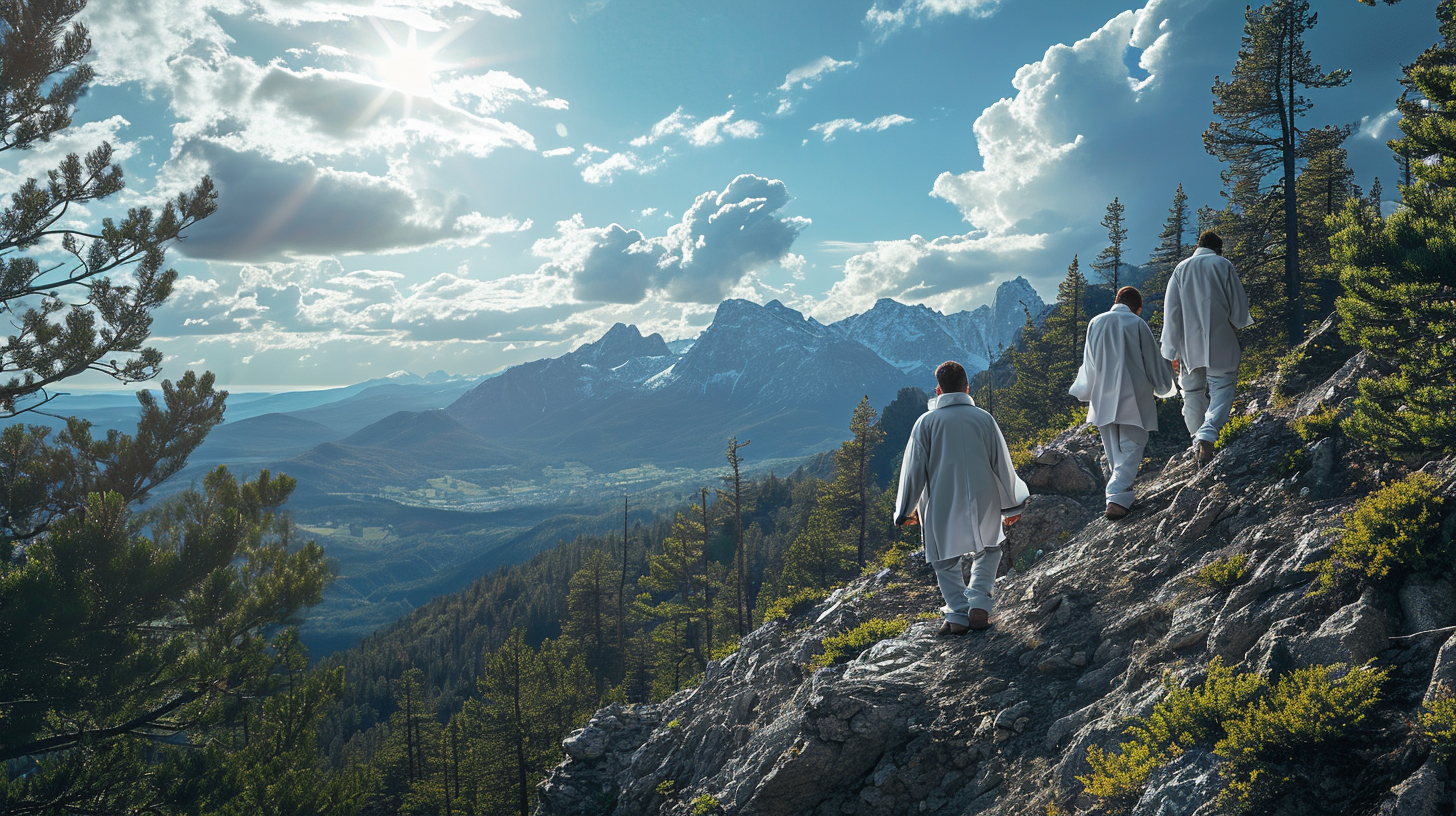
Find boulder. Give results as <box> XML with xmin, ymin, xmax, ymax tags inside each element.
<box><xmin>1000</xmin><ymin>494</ymin><xmax>1094</xmax><ymax>575</ymax></box>
<box><xmin>1130</xmin><ymin>749</ymin><xmax>1222</xmax><ymax>816</ymax></box>
<box><xmin>1375</xmin><ymin>756</ymin><xmax>1450</xmax><ymax>816</ymax></box>
<box><xmin>1273</xmin><ymin>312</ymin><xmax>1355</xmax><ymax>403</ymax></box>
<box><xmin>1021</xmin><ymin>445</ymin><xmax>1104</xmax><ymax>496</ymax></box>
<box><xmin>1399</xmin><ymin>574</ymin><xmax>1456</xmax><ymax>635</ymax></box>
<box><xmin>1289</xmin><ymin>587</ymin><xmax>1389</xmax><ymax>669</ymax></box>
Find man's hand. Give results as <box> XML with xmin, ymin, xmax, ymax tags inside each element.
<box><xmin>1171</xmin><ymin>358</ymin><xmax>1181</xmax><ymax>374</ymax></box>
<box><xmin>899</xmin><ymin>510</ymin><xmax>920</xmax><ymax>527</ymax></box>
<box><xmin>1004</xmin><ymin>514</ymin><xmax>1021</xmax><ymax>527</ymax></box>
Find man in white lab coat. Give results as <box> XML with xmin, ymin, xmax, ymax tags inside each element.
<box><xmin>1161</xmin><ymin>231</ymin><xmax>1252</xmax><ymax>466</ymax></box>
<box><xmin>895</xmin><ymin>361</ymin><xmax>1029</xmax><ymax>635</ymax></box>
<box><xmin>1070</xmin><ymin>287</ymin><xmax>1177</xmax><ymax>520</ymax></box>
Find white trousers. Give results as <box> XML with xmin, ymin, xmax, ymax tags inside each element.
<box><xmin>1180</xmin><ymin>367</ymin><xmax>1238</xmax><ymax>444</ymax></box>
<box><xmin>931</xmin><ymin>547</ymin><xmax>1002</xmax><ymax>625</ymax></box>
<box><xmin>1100</xmin><ymin>423</ymin><xmax>1149</xmax><ymax>508</ymax></box>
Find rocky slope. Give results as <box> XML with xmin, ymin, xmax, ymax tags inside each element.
<box><xmin>535</xmin><ymin>327</ymin><xmax>1456</xmax><ymax>815</ymax></box>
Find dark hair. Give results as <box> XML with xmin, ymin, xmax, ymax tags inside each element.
<box><xmin>1114</xmin><ymin>286</ymin><xmax>1143</xmax><ymax>313</ymax></box>
<box><xmin>1197</xmin><ymin>230</ymin><xmax>1223</xmax><ymax>252</ymax></box>
<box><xmin>935</xmin><ymin>360</ymin><xmax>969</xmax><ymax>394</ymax></box>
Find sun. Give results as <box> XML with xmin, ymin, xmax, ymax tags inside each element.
<box><xmin>370</xmin><ymin>24</ymin><xmax>446</xmax><ymax>98</ymax></box>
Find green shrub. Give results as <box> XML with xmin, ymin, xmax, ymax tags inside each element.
<box><xmin>1290</xmin><ymin>405</ymin><xmax>1339</xmax><ymax>443</ymax></box>
<box><xmin>1275</xmin><ymin>449</ymin><xmax>1309</xmax><ymax>479</ymax></box>
<box><xmin>808</xmin><ymin>617</ymin><xmax>909</xmax><ymax>669</ymax></box>
<box><xmin>1421</xmin><ymin>691</ymin><xmax>1456</xmax><ymax>759</ymax></box>
<box><xmin>1190</xmin><ymin>554</ymin><xmax>1249</xmax><ymax>591</ymax></box>
<box><xmin>690</xmin><ymin>794</ymin><xmax>723</xmax><ymax>815</ymax></box>
<box><xmin>1216</xmin><ymin>663</ymin><xmax>1387</xmax><ymax>812</ymax></box>
<box><xmin>1215</xmin><ymin>414</ymin><xmax>1254</xmax><ymax>451</ymax></box>
<box><xmin>762</xmin><ymin>587</ymin><xmax>829</xmax><ymax>623</ymax></box>
<box><xmin>1310</xmin><ymin>472</ymin><xmax>1447</xmax><ymax>593</ymax></box>
<box><xmin>1078</xmin><ymin>659</ymin><xmax>1388</xmax><ymax>815</ymax></box>
<box><xmin>656</xmin><ymin>780</ymin><xmax>676</xmax><ymax>797</ymax></box>
<box><xmin>710</xmin><ymin>638</ymin><xmax>742</xmax><ymax>662</ymax></box>
<box><xmin>867</xmin><ymin>540</ymin><xmax>916</xmax><ymax>575</ymax></box>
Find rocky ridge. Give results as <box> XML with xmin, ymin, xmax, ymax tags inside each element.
<box><xmin>535</xmin><ymin>327</ymin><xmax>1456</xmax><ymax>815</ymax></box>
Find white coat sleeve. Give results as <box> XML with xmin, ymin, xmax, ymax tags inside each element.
<box><xmin>1226</xmin><ymin>263</ymin><xmax>1253</xmax><ymax>330</ymax></box>
<box><xmin>1068</xmin><ymin>328</ymin><xmax>1094</xmax><ymax>402</ymax></box>
<box><xmin>988</xmin><ymin>421</ymin><xmax>1030</xmax><ymax>518</ymax></box>
<box><xmin>1160</xmin><ymin>269</ymin><xmax>1182</xmax><ymax>362</ymax></box>
<box><xmin>1141</xmin><ymin>321</ymin><xmax>1178</xmax><ymax>399</ymax></box>
<box><xmin>893</xmin><ymin>430</ymin><xmax>928</xmax><ymax>526</ymax></box>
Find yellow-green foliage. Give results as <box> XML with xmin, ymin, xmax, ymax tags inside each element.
<box><xmin>1275</xmin><ymin>449</ymin><xmax>1309</xmax><ymax>479</ymax></box>
<box><xmin>656</xmin><ymin>780</ymin><xmax>676</xmax><ymax>796</ymax></box>
<box><xmin>690</xmin><ymin>794</ymin><xmax>723</xmax><ymax>815</ymax></box>
<box><xmin>1215</xmin><ymin>414</ymin><xmax>1254</xmax><ymax>450</ymax></box>
<box><xmin>868</xmin><ymin>540</ymin><xmax>916</xmax><ymax>574</ymax></box>
<box><xmin>1190</xmin><ymin>554</ymin><xmax>1249</xmax><ymax>591</ymax></box>
<box><xmin>762</xmin><ymin>587</ymin><xmax>828</xmax><ymax>623</ymax></box>
<box><xmin>808</xmin><ymin>617</ymin><xmax>908</xmax><ymax>669</ymax></box>
<box><xmin>1311</xmin><ymin>472</ymin><xmax>1447</xmax><ymax>593</ymax></box>
<box><xmin>1216</xmin><ymin>664</ymin><xmax>1387</xmax><ymax>812</ymax></box>
<box><xmin>1291</xmin><ymin>405</ymin><xmax>1339</xmax><ymax>443</ymax></box>
<box><xmin>1421</xmin><ymin>692</ymin><xmax>1456</xmax><ymax>759</ymax></box>
<box><xmin>1010</xmin><ymin>412</ymin><xmax>1083</xmax><ymax>468</ymax></box>
<box><xmin>1079</xmin><ymin>659</ymin><xmax>1388</xmax><ymax>814</ymax></box>
<box><xmin>710</xmin><ymin>638</ymin><xmax>742</xmax><ymax>662</ymax></box>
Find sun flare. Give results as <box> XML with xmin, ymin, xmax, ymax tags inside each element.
<box><xmin>371</xmin><ymin>25</ymin><xmax>444</xmax><ymax>98</ymax></box>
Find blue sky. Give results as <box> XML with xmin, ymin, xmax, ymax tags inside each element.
<box><xmin>9</xmin><ymin>0</ymin><xmax>1437</xmax><ymax>386</ymax></box>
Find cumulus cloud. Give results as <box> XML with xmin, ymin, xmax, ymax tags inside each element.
<box><xmin>534</xmin><ymin>174</ymin><xmax>810</xmax><ymax>304</ymax></box>
<box><xmin>776</xmin><ymin>56</ymin><xmax>855</xmax><ymax>115</ymax></box>
<box><xmin>171</xmin><ymin>140</ymin><xmax>531</xmax><ymax>260</ymax></box>
<box><xmin>821</xmin><ymin>0</ymin><xmax>1226</xmax><ymax>316</ymax></box>
<box><xmin>809</xmin><ymin>114</ymin><xmax>913</xmax><ymax>142</ymax></box>
<box><xmin>866</xmin><ymin>0</ymin><xmax>1000</xmax><ymax>36</ymax></box>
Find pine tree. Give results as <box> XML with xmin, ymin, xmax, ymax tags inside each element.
<box><xmin>1090</xmin><ymin>197</ymin><xmax>1128</xmax><ymax>291</ymax></box>
<box><xmin>0</xmin><ymin>1</ymin><xmax>216</xmax><ymax>417</ymax></box>
<box><xmin>868</xmin><ymin>387</ymin><xmax>929</xmax><ymax>489</ymax></box>
<box><xmin>1332</xmin><ymin>0</ymin><xmax>1456</xmax><ymax>458</ymax></box>
<box><xmin>1296</xmin><ymin>124</ymin><xmax>1358</xmax><ymax>313</ymax></box>
<box><xmin>1203</xmin><ymin>0</ymin><xmax>1351</xmax><ymax>347</ymax></box>
<box><xmin>837</xmin><ymin>396</ymin><xmax>885</xmax><ymax>568</ymax></box>
<box><xmin>564</xmin><ymin>550</ymin><xmax>618</xmax><ymax>694</ymax></box>
<box><xmin>720</xmin><ymin>437</ymin><xmax>752</xmax><ymax>636</ymax></box>
<box><xmin>1147</xmin><ymin>184</ymin><xmax>1190</xmax><ymax>298</ymax></box>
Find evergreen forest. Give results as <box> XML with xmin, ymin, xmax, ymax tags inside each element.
<box><xmin>2</xmin><ymin>0</ymin><xmax>1454</xmax><ymax>814</ymax></box>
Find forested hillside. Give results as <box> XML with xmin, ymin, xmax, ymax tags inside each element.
<box><xmin>3</xmin><ymin>0</ymin><xmax>1454</xmax><ymax>814</ymax></box>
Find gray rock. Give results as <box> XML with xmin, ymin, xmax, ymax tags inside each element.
<box><xmin>1302</xmin><ymin>437</ymin><xmax>1338</xmax><ymax>497</ymax></box>
<box><xmin>1021</xmin><ymin>445</ymin><xmax>1103</xmax><ymax>496</ymax></box>
<box><xmin>993</xmin><ymin>701</ymin><xmax>1031</xmax><ymax>731</ymax></box>
<box><xmin>1399</xmin><ymin>574</ymin><xmax>1456</xmax><ymax>635</ymax></box>
<box><xmin>1425</xmin><ymin>632</ymin><xmax>1456</xmax><ymax>704</ymax></box>
<box><xmin>1131</xmin><ymin>749</ymin><xmax>1222</xmax><ymax>816</ymax></box>
<box><xmin>1000</xmin><ymin>493</ymin><xmax>1094</xmax><ymax>576</ymax></box>
<box><xmin>1166</xmin><ymin>596</ymin><xmax>1220</xmax><ymax>651</ymax></box>
<box><xmin>1375</xmin><ymin>756</ymin><xmax>1448</xmax><ymax>815</ymax></box>
<box><xmin>1290</xmin><ymin>587</ymin><xmax>1389</xmax><ymax>669</ymax></box>
<box><xmin>562</xmin><ymin>724</ymin><xmax>608</xmax><ymax>761</ymax></box>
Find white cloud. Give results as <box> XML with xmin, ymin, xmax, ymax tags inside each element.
<box><xmin>775</xmin><ymin>56</ymin><xmax>856</xmax><ymax>115</ymax></box>
<box><xmin>820</xmin><ymin>0</ymin><xmax>1224</xmax><ymax>316</ymax></box>
<box><xmin>170</xmin><ymin>140</ymin><xmax>530</xmax><ymax>260</ymax></box>
<box><xmin>534</xmin><ymin>174</ymin><xmax>810</xmax><ymax>303</ymax></box>
<box><xmin>576</xmin><ymin>150</ymin><xmax>662</xmax><ymax>185</ymax></box>
<box><xmin>542</xmin><ymin>146</ymin><xmax>575</xmax><ymax>157</ymax></box>
<box><xmin>1360</xmin><ymin>108</ymin><xmax>1400</xmax><ymax>140</ymax></box>
<box><xmin>809</xmin><ymin>114</ymin><xmax>913</xmax><ymax>142</ymax></box>
<box><xmin>818</xmin><ymin>231</ymin><xmax>1046</xmax><ymax>321</ymax></box>
<box><xmin>866</xmin><ymin>0</ymin><xmax>999</xmax><ymax>36</ymax></box>
<box><xmin>630</xmin><ymin>107</ymin><xmax>762</xmax><ymax>148</ymax></box>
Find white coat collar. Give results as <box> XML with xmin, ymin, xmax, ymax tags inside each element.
<box><xmin>1192</xmin><ymin>247</ymin><xmax>1218</xmax><ymax>257</ymax></box>
<box><xmin>928</xmin><ymin>392</ymin><xmax>975</xmax><ymax>411</ymax></box>
<box><xmin>1110</xmin><ymin>303</ymin><xmax>1132</xmax><ymax>314</ymax></box>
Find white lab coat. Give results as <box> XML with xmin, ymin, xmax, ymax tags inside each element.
<box><xmin>1069</xmin><ymin>304</ymin><xmax>1178</xmax><ymax>431</ymax></box>
<box><xmin>1161</xmin><ymin>247</ymin><xmax>1253</xmax><ymax>373</ymax></box>
<box><xmin>894</xmin><ymin>393</ymin><xmax>1030</xmax><ymax>562</ymax></box>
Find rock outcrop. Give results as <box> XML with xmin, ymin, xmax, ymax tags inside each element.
<box><xmin>537</xmin><ymin>351</ymin><xmax>1456</xmax><ymax>816</ymax></box>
